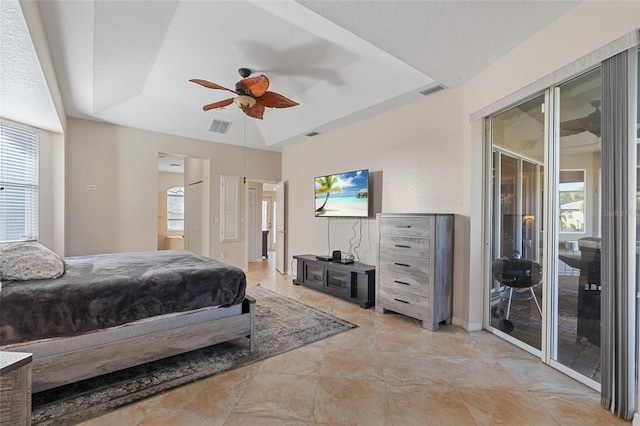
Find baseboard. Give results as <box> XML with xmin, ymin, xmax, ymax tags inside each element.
<box><xmin>633</xmin><ymin>411</ymin><xmax>640</xmax><ymax>426</ymax></box>
<box><xmin>452</xmin><ymin>317</ymin><xmax>483</xmax><ymax>332</ymax></box>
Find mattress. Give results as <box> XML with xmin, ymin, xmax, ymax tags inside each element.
<box><xmin>0</xmin><ymin>250</ymin><xmax>246</xmax><ymax>345</ymax></box>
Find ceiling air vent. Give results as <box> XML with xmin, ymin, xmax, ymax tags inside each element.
<box><xmin>519</xmin><ymin>139</ymin><xmax>538</xmax><ymax>150</ymax></box>
<box><xmin>305</xmin><ymin>131</ymin><xmax>321</xmax><ymax>137</ymax></box>
<box><xmin>209</xmin><ymin>119</ymin><xmax>232</xmax><ymax>134</ymax></box>
<box><xmin>419</xmin><ymin>85</ymin><xmax>445</xmax><ymax>97</ymax></box>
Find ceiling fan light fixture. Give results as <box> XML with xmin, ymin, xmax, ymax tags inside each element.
<box><xmin>234</xmin><ymin>95</ymin><xmax>256</xmax><ymax>108</ymax></box>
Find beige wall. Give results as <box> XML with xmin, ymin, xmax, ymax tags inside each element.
<box><xmin>282</xmin><ymin>86</ymin><xmax>465</xmax><ymax>309</ymax></box>
<box><xmin>247</xmin><ymin>181</ymin><xmax>264</xmax><ymax>262</ymax></box>
<box><xmin>38</xmin><ymin>128</ymin><xmax>65</xmax><ymax>256</ymax></box>
<box><xmin>461</xmin><ymin>1</ymin><xmax>640</xmax><ymax>329</ymax></box>
<box><xmin>282</xmin><ymin>1</ymin><xmax>640</xmax><ymax>330</ymax></box>
<box><xmin>30</xmin><ymin>0</ymin><xmax>640</xmax><ymax>327</ymax></box>
<box><xmin>64</xmin><ymin>117</ymin><xmax>281</xmax><ymax>269</ymax></box>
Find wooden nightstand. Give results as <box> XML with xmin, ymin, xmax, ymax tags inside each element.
<box><xmin>1</xmin><ymin>351</ymin><xmax>32</xmax><ymax>425</ymax></box>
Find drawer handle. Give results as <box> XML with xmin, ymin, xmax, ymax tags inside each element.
<box><xmin>394</xmin><ymin>262</ymin><xmax>411</xmax><ymax>267</ymax></box>
<box><xmin>396</xmin><ymin>225</ymin><xmax>412</xmax><ymax>228</ymax></box>
<box><xmin>395</xmin><ymin>244</ymin><xmax>411</xmax><ymax>249</ymax></box>
<box><xmin>394</xmin><ymin>280</ymin><xmax>410</xmax><ymax>286</ymax></box>
<box><xmin>394</xmin><ymin>298</ymin><xmax>410</xmax><ymax>304</ymax></box>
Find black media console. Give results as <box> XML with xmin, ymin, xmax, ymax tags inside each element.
<box><xmin>293</xmin><ymin>254</ymin><xmax>375</xmax><ymax>308</ymax></box>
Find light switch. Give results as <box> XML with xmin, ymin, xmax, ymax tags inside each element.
<box><xmin>86</xmin><ymin>185</ymin><xmax>97</xmax><ymax>191</ymax></box>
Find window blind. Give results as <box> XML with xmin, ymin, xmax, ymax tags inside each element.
<box><xmin>0</xmin><ymin>120</ymin><xmax>39</xmax><ymax>242</ymax></box>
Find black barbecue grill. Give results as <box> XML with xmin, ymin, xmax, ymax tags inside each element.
<box><xmin>491</xmin><ymin>256</ymin><xmax>543</xmax><ymax>332</ymax></box>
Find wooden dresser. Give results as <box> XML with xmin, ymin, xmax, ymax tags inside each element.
<box><xmin>376</xmin><ymin>213</ymin><xmax>454</xmax><ymax>330</ymax></box>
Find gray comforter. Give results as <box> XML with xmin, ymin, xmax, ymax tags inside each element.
<box><xmin>0</xmin><ymin>250</ymin><xmax>246</xmax><ymax>346</ymax></box>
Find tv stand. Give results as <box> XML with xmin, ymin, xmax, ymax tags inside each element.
<box><xmin>293</xmin><ymin>254</ymin><xmax>375</xmax><ymax>308</ymax></box>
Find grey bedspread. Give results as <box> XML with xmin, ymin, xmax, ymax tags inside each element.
<box><xmin>0</xmin><ymin>250</ymin><xmax>246</xmax><ymax>346</ymax></box>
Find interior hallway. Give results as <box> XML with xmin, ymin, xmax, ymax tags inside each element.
<box><xmin>80</xmin><ymin>256</ymin><xmax>625</xmax><ymax>425</ymax></box>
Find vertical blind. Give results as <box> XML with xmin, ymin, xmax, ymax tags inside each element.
<box><xmin>0</xmin><ymin>120</ymin><xmax>39</xmax><ymax>242</ymax></box>
<box><xmin>600</xmin><ymin>48</ymin><xmax>637</xmax><ymax>420</ymax></box>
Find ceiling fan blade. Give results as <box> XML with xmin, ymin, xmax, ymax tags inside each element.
<box><xmin>560</xmin><ymin>128</ymin><xmax>584</xmax><ymax>137</ymax></box>
<box><xmin>560</xmin><ymin>117</ymin><xmax>587</xmax><ymax>134</ymax></box>
<box><xmin>202</xmin><ymin>98</ymin><xmax>234</xmax><ymax>111</ymax></box>
<box><xmin>257</xmin><ymin>91</ymin><xmax>299</xmax><ymax>109</ymax></box>
<box><xmin>189</xmin><ymin>79</ymin><xmax>237</xmax><ymax>94</ymax></box>
<box><xmin>241</xmin><ymin>102</ymin><xmax>266</xmax><ymax>120</ymax></box>
<box><xmin>238</xmin><ymin>75</ymin><xmax>269</xmax><ymax>97</ymax></box>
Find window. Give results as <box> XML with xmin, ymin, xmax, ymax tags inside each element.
<box><xmin>559</xmin><ymin>170</ymin><xmax>585</xmax><ymax>232</ymax></box>
<box><xmin>167</xmin><ymin>186</ymin><xmax>184</xmax><ymax>231</ymax></box>
<box><xmin>0</xmin><ymin>120</ymin><xmax>39</xmax><ymax>242</ymax></box>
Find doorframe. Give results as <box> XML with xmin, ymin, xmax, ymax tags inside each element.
<box><xmin>244</xmin><ymin>179</ymin><xmax>279</xmax><ymax>271</ymax></box>
<box><xmin>247</xmin><ymin>186</ymin><xmax>257</xmax><ymax>262</ymax></box>
<box><xmin>482</xmin><ymin>83</ymin><xmax>603</xmax><ymax>392</ymax></box>
<box><xmin>482</xmin><ymin>114</ymin><xmax>544</xmax><ymax>359</ymax></box>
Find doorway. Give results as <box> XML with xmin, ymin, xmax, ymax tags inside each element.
<box><xmin>486</xmin><ymin>68</ymin><xmax>604</xmax><ymax>388</ymax></box>
<box><xmin>488</xmin><ymin>94</ymin><xmax>545</xmax><ymax>352</ymax></box>
<box><xmin>247</xmin><ymin>181</ymin><xmax>278</xmax><ymax>268</ymax></box>
<box><xmin>187</xmin><ymin>181</ymin><xmax>203</xmax><ymax>255</ymax></box>
<box><xmin>158</xmin><ymin>153</ymin><xmax>209</xmax><ymax>256</ymax></box>
<box><xmin>158</xmin><ymin>154</ymin><xmax>185</xmax><ymax>251</ymax></box>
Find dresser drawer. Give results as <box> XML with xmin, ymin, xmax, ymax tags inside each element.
<box><xmin>379</xmin><ymin>235</ymin><xmax>430</xmax><ymax>258</ymax></box>
<box><xmin>379</xmin><ymin>252</ymin><xmax>430</xmax><ymax>279</ymax></box>
<box><xmin>379</xmin><ymin>273</ymin><xmax>430</xmax><ymax>297</ymax></box>
<box><xmin>378</xmin><ymin>287</ymin><xmax>430</xmax><ymax>319</ymax></box>
<box><xmin>379</xmin><ymin>216</ymin><xmax>434</xmax><ymax>237</ymax></box>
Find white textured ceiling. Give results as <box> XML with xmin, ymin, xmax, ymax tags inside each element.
<box><xmin>4</xmin><ymin>0</ymin><xmax>579</xmax><ymax>150</ymax></box>
<box><xmin>0</xmin><ymin>0</ymin><xmax>60</xmax><ymax>132</ymax></box>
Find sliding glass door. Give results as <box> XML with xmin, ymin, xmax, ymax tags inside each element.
<box><xmin>487</xmin><ymin>70</ymin><xmax>604</xmax><ymax>385</ymax></box>
<box><xmin>551</xmin><ymin>68</ymin><xmax>602</xmax><ymax>384</ymax></box>
<box><xmin>485</xmin><ymin>44</ymin><xmax>640</xmax><ymax>416</ymax></box>
<box><xmin>488</xmin><ymin>95</ymin><xmax>545</xmax><ymax>352</ymax></box>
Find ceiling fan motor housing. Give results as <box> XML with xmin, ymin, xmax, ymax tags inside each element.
<box><xmin>235</xmin><ymin>81</ymin><xmax>252</xmax><ymax>96</ymax></box>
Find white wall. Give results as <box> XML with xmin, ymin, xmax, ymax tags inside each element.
<box><xmin>65</xmin><ymin>117</ymin><xmax>281</xmax><ymax>269</ymax></box>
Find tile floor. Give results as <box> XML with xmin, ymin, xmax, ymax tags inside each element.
<box><xmin>80</xmin><ymin>256</ymin><xmax>627</xmax><ymax>426</ymax></box>
<box><xmin>490</xmin><ymin>275</ymin><xmax>601</xmax><ymax>382</ymax></box>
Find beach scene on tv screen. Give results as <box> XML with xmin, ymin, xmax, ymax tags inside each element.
<box><xmin>315</xmin><ymin>170</ymin><xmax>368</xmax><ymax>217</ymax></box>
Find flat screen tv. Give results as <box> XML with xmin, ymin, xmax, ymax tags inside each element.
<box><xmin>315</xmin><ymin>169</ymin><xmax>369</xmax><ymax>217</ymax></box>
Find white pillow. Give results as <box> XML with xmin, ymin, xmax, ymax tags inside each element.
<box><xmin>0</xmin><ymin>242</ymin><xmax>65</xmax><ymax>281</ymax></box>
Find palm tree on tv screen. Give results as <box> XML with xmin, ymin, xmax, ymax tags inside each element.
<box><xmin>315</xmin><ymin>176</ymin><xmax>343</xmax><ymax>213</ymax></box>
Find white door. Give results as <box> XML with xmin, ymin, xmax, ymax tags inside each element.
<box><xmin>187</xmin><ymin>182</ymin><xmax>203</xmax><ymax>254</ymax></box>
<box><xmin>247</xmin><ymin>187</ymin><xmax>257</xmax><ymax>262</ymax></box>
<box><xmin>275</xmin><ymin>181</ymin><xmax>286</xmax><ymax>274</ymax></box>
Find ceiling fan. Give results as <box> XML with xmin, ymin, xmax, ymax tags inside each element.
<box><xmin>560</xmin><ymin>100</ymin><xmax>601</xmax><ymax>137</ymax></box>
<box><xmin>189</xmin><ymin>68</ymin><xmax>299</xmax><ymax>120</ymax></box>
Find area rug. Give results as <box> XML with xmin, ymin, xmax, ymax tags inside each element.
<box><xmin>31</xmin><ymin>285</ymin><xmax>356</xmax><ymax>425</ymax></box>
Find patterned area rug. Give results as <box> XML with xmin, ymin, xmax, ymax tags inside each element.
<box><xmin>31</xmin><ymin>286</ymin><xmax>356</xmax><ymax>425</ymax></box>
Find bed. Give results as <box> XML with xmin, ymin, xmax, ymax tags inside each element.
<box><xmin>0</xmin><ymin>243</ymin><xmax>255</xmax><ymax>392</ymax></box>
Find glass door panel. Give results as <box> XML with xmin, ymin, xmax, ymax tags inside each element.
<box><xmin>552</xmin><ymin>67</ymin><xmax>601</xmax><ymax>382</ymax></box>
<box><xmin>489</xmin><ymin>94</ymin><xmax>545</xmax><ymax>350</ymax></box>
